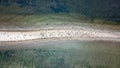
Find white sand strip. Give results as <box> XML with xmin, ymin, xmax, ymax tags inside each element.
<box><xmin>0</xmin><ymin>27</ymin><xmax>120</xmax><ymax>42</ymax></box>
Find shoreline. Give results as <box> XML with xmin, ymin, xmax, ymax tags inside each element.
<box><xmin>0</xmin><ymin>25</ymin><xmax>120</xmax><ymax>43</ymax></box>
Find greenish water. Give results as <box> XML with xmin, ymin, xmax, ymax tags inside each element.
<box><xmin>0</xmin><ymin>0</ymin><xmax>120</xmax><ymax>22</ymax></box>
<box><xmin>0</xmin><ymin>41</ymin><xmax>120</xmax><ymax>68</ymax></box>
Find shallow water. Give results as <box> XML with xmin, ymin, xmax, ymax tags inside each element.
<box><xmin>0</xmin><ymin>41</ymin><xmax>120</xmax><ymax>68</ymax></box>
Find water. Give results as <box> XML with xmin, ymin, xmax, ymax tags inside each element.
<box><xmin>0</xmin><ymin>0</ymin><xmax>120</xmax><ymax>22</ymax></box>
<box><xmin>0</xmin><ymin>41</ymin><xmax>120</xmax><ymax>68</ymax></box>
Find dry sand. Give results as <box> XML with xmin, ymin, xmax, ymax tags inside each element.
<box><xmin>0</xmin><ymin>26</ymin><xmax>119</xmax><ymax>42</ymax></box>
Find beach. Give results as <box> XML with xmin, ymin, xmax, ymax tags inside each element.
<box><xmin>0</xmin><ymin>25</ymin><xmax>119</xmax><ymax>42</ymax></box>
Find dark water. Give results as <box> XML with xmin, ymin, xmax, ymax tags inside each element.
<box><xmin>0</xmin><ymin>41</ymin><xmax>120</xmax><ymax>68</ymax></box>
<box><xmin>0</xmin><ymin>0</ymin><xmax>120</xmax><ymax>22</ymax></box>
